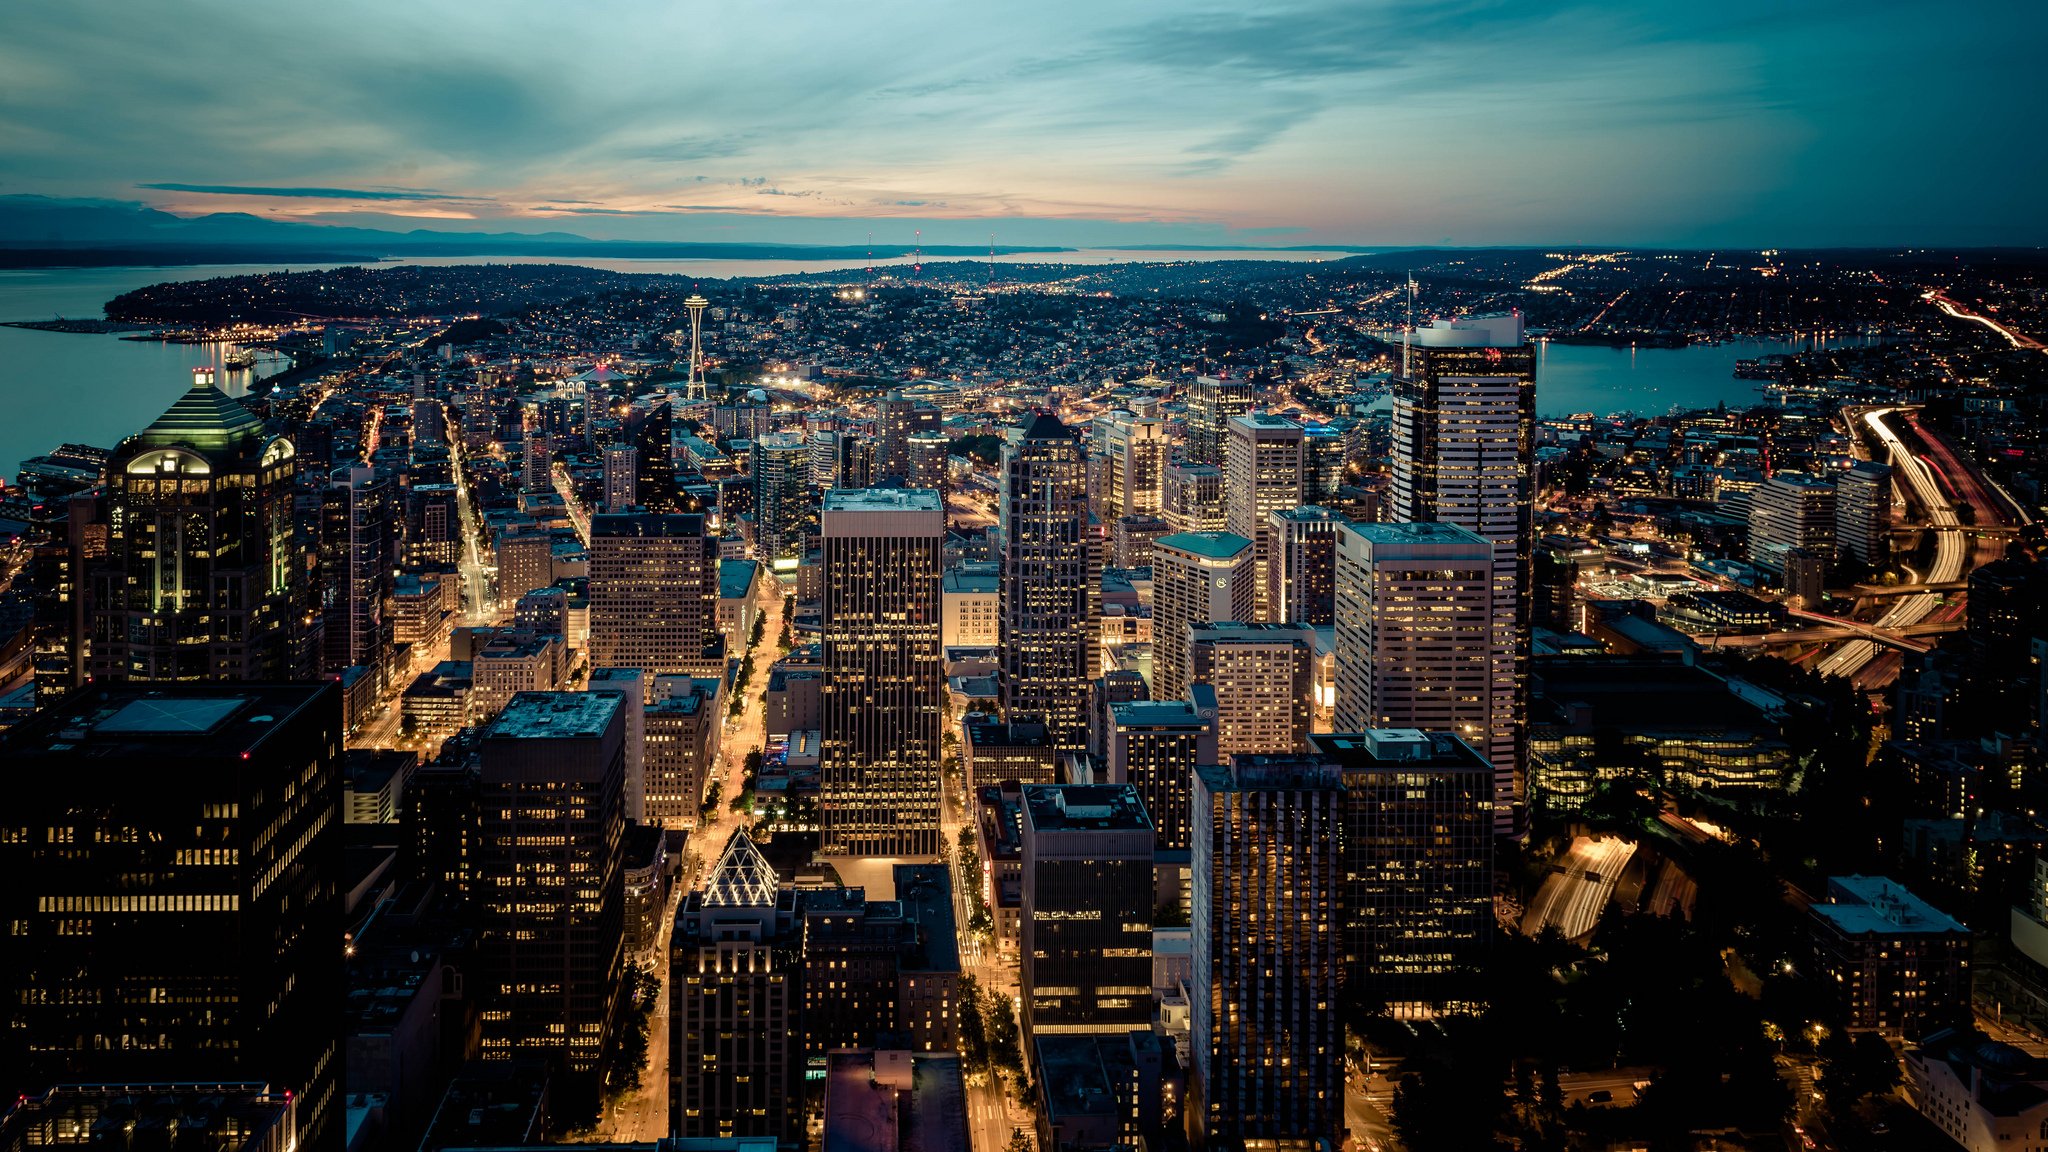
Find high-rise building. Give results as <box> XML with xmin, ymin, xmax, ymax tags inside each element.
<box><xmin>1000</xmin><ymin>413</ymin><xmax>1097</xmax><ymax>751</ymax></box>
<box><xmin>1268</xmin><ymin>505</ymin><xmax>1346</xmax><ymax>625</ymax></box>
<box><xmin>90</xmin><ymin>369</ymin><xmax>303</xmax><ymax>682</ymax></box>
<box><xmin>1191</xmin><ymin>757</ymin><xmax>1343</xmax><ymax>1147</ymax></box>
<box><xmin>1749</xmin><ymin>472</ymin><xmax>1838</xmax><ymax>574</ymax></box>
<box><xmin>1313</xmin><ymin>730</ymin><xmax>1494</xmax><ymax>1015</ymax></box>
<box><xmin>821</xmin><ymin>489</ymin><xmax>946</xmax><ymax>858</ymax></box>
<box><xmin>1186</xmin><ymin>622</ymin><xmax>1314</xmax><ymax>758</ymax></box>
<box><xmin>907</xmin><ymin>429</ymin><xmax>952</xmax><ymax>493</ymax></box>
<box><xmin>1183</xmin><ymin>375</ymin><xmax>1257</xmax><ymax>466</ymax></box>
<box><xmin>587</xmin><ymin>666</ymin><xmax>647</xmax><ymax>822</ymax></box>
<box><xmin>627</xmin><ymin>400</ymin><xmax>678</xmax><ymax>513</ymax></box>
<box><xmin>1097</xmin><ymin>411</ymin><xmax>1167</xmax><ymax>522</ymax></box>
<box><xmin>1835</xmin><ymin>460</ymin><xmax>1892</xmax><ymax>569</ymax></box>
<box><xmin>1162</xmin><ymin>461</ymin><xmax>1226</xmax><ymax>534</ymax></box>
<box><xmin>1334</xmin><ymin>522</ymin><xmax>1501</xmax><ymax>805</ymax></box>
<box><xmin>588</xmin><ymin>512</ymin><xmax>722</xmax><ymax>678</ymax></box>
<box><xmin>645</xmin><ymin>678</ymin><xmax>723</xmax><ymax>828</ymax></box>
<box><xmin>1302</xmin><ymin>420</ymin><xmax>1351</xmax><ymax>505</ymax></box>
<box><xmin>520</xmin><ymin>413</ymin><xmax>551</xmax><ymax>492</ymax></box>
<box><xmin>751</xmin><ymin>431</ymin><xmax>812</xmax><ymax>561</ymax></box>
<box><xmin>1</xmin><ymin>684</ymin><xmax>344</xmax><ymax>1152</ymax></box>
<box><xmin>603</xmin><ymin>443</ymin><xmax>638</xmax><ymax>512</ymax></box>
<box><xmin>1105</xmin><ymin>698</ymin><xmax>1217</xmax><ymax>857</ymax></box>
<box><xmin>1390</xmin><ymin>313</ymin><xmax>1535</xmax><ymax>833</ymax></box>
<box><xmin>1020</xmin><ymin>784</ymin><xmax>1155</xmax><ymax>1037</ymax></box>
<box><xmin>476</xmin><ymin>693</ymin><xmax>626</xmax><ymax>1084</ymax></box>
<box><xmin>1149</xmin><ymin>531</ymin><xmax>1254</xmax><ymax>702</ymax></box>
<box><xmin>403</xmin><ymin>482</ymin><xmax>462</xmax><ymax>570</ymax></box>
<box><xmin>318</xmin><ymin>463</ymin><xmax>395</xmax><ymax>674</ymax></box>
<box><xmin>874</xmin><ymin>391</ymin><xmax>937</xmax><ymax>483</ymax></box>
<box><xmin>1224</xmin><ymin>413</ymin><xmax>1305</xmax><ymax>621</ymax></box>
<box><xmin>672</xmin><ymin>830</ymin><xmax>796</xmax><ymax>1141</ymax></box>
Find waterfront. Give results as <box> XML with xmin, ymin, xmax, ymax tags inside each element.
<box><xmin>1536</xmin><ymin>335</ymin><xmax>1888</xmax><ymax>418</ymax></box>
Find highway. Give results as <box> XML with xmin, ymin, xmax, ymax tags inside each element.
<box><xmin>1814</xmin><ymin>408</ymin><xmax>1967</xmax><ymax>681</ymax></box>
<box><xmin>1926</xmin><ymin>289</ymin><xmax>2047</xmax><ymax>353</ymax></box>
<box><xmin>1522</xmin><ymin>835</ymin><xmax>1638</xmax><ymax>941</ymax></box>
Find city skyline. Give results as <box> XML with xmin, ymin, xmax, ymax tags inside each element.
<box><xmin>2</xmin><ymin>1</ymin><xmax>2044</xmax><ymax>249</ymax></box>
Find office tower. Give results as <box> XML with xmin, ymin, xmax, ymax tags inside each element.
<box><xmin>495</xmin><ymin>530</ymin><xmax>555</xmax><ymax>607</ymax></box>
<box><xmin>820</xmin><ymin>489</ymin><xmax>946</xmax><ymax>857</ymax></box>
<box><xmin>588</xmin><ymin>511</ymin><xmax>722</xmax><ymax>678</ymax></box>
<box><xmin>645</xmin><ymin>679</ymin><xmax>723</xmax><ymax>827</ymax></box>
<box><xmin>751</xmin><ymin>431</ymin><xmax>812</xmax><ymax>561</ymax></box>
<box><xmin>1836</xmin><ymin>459</ymin><xmax>1893</xmax><ymax>568</ymax></box>
<box><xmin>672</xmin><ymin>830</ymin><xmax>797</xmax><ymax>1141</ymax></box>
<box><xmin>1224</xmin><ymin>413</ymin><xmax>1305</xmax><ymax>621</ymax></box>
<box><xmin>1186</xmin><ymin>622</ymin><xmax>1314</xmax><ymax>758</ymax></box>
<box><xmin>1098</xmin><ymin>410</ymin><xmax>1167</xmax><ymax>521</ymax></box>
<box><xmin>627</xmin><ymin>399</ymin><xmax>678</xmax><ymax>513</ymax></box>
<box><xmin>1190</xmin><ymin>757</ymin><xmax>1343</xmax><ymax>1147</ymax></box>
<box><xmin>942</xmin><ymin>560</ymin><xmax>1001</xmax><ymax>648</ymax></box>
<box><xmin>1334</xmin><ymin>522</ymin><xmax>1502</xmax><ymax>809</ymax></box>
<box><xmin>1113</xmin><ymin>513</ymin><xmax>1170</xmax><ymax>570</ymax></box>
<box><xmin>1183</xmin><ymin>375</ymin><xmax>1257</xmax><ymax>466</ymax></box>
<box><xmin>1149</xmin><ymin>531</ymin><xmax>1254</xmax><ymax>701</ymax></box>
<box><xmin>587</xmin><ymin>667</ymin><xmax>647</xmax><ymax>822</ymax></box>
<box><xmin>472</xmin><ymin>632</ymin><xmax>566</xmax><ymax>720</ymax></box>
<box><xmin>476</xmin><ymin>693</ymin><xmax>626</xmax><ymax>1084</ymax></box>
<box><xmin>318</xmin><ymin>463</ymin><xmax>396</xmax><ymax>674</ymax></box>
<box><xmin>907</xmin><ymin>429</ymin><xmax>951</xmax><ymax>493</ymax></box>
<box><xmin>798</xmin><ymin>864</ymin><xmax>961</xmax><ymax>1058</ymax></box>
<box><xmin>403</xmin><ymin>482</ymin><xmax>461</xmax><ymax>570</ymax></box>
<box><xmin>603</xmin><ymin>443</ymin><xmax>638</xmax><ymax>512</ymax></box>
<box><xmin>807</xmin><ymin>425</ymin><xmax>843</xmax><ymax>492</ymax></box>
<box><xmin>1302</xmin><ymin>420</ymin><xmax>1350</xmax><ymax>504</ymax></box>
<box><xmin>1</xmin><ymin>684</ymin><xmax>344</xmax><ymax>1152</ymax></box>
<box><xmin>90</xmin><ymin>369</ymin><xmax>302</xmax><ymax>681</ymax></box>
<box><xmin>1268</xmin><ymin>505</ymin><xmax>1346</xmax><ymax>625</ymax></box>
<box><xmin>1105</xmin><ymin>698</ymin><xmax>1217</xmax><ymax>856</ymax></box>
<box><xmin>392</xmin><ymin>571</ymin><xmax>452</xmax><ymax>672</ymax></box>
<box><xmin>874</xmin><ymin>390</ymin><xmax>936</xmax><ymax>483</ymax></box>
<box><xmin>1313</xmin><ymin>730</ymin><xmax>1494</xmax><ymax>1015</ymax></box>
<box><xmin>1390</xmin><ymin>313</ymin><xmax>1535</xmax><ymax>833</ymax></box>
<box><xmin>1000</xmin><ymin>413</ymin><xmax>1098</xmax><ymax>751</ymax></box>
<box><xmin>1020</xmin><ymin>784</ymin><xmax>1155</xmax><ymax>1036</ymax></box>
<box><xmin>1532</xmin><ymin>540</ymin><xmax>1581</xmax><ymax>632</ymax></box>
<box><xmin>1162</xmin><ymin>462</ymin><xmax>1226</xmax><ymax>533</ymax></box>
<box><xmin>520</xmin><ymin>414</ymin><xmax>551</xmax><ymax>491</ymax></box>
<box><xmin>1748</xmin><ymin>472</ymin><xmax>1838</xmax><ymax>574</ymax></box>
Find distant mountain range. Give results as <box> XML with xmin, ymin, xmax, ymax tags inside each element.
<box><xmin>0</xmin><ymin>195</ymin><xmax>1081</xmax><ymax>266</ymax></box>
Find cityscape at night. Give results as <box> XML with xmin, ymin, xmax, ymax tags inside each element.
<box><xmin>2</xmin><ymin>3</ymin><xmax>2046</xmax><ymax>1151</ymax></box>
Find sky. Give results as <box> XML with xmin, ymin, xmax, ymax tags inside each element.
<box><xmin>1</xmin><ymin>0</ymin><xmax>2042</xmax><ymax>248</ymax></box>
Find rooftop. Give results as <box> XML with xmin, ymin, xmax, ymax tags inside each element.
<box><xmin>1310</xmin><ymin>729</ymin><xmax>1489</xmax><ymax>770</ymax></box>
<box><xmin>1813</xmin><ymin>875</ymin><xmax>1968</xmax><ymax>937</ymax></box>
<box><xmin>589</xmin><ymin>511</ymin><xmax>709</xmax><ymax>538</ymax></box>
<box><xmin>718</xmin><ymin>558</ymin><xmax>759</xmax><ymax>599</ymax></box>
<box><xmin>1188</xmin><ymin>620</ymin><xmax>1315</xmax><ymax>645</ymax></box>
<box><xmin>1110</xmin><ymin>699</ymin><xmax>1207</xmax><ymax>728</ymax></box>
<box><xmin>4</xmin><ymin>684</ymin><xmax>335</xmax><ymax>762</ymax></box>
<box><xmin>824</xmin><ymin>488</ymin><xmax>944</xmax><ymax>513</ymax></box>
<box><xmin>1342</xmin><ymin>520</ymin><xmax>1490</xmax><ymax>547</ymax></box>
<box><xmin>1155</xmin><ymin>530</ymin><xmax>1251</xmax><ymax>561</ymax></box>
<box><xmin>1022</xmin><ymin>783</ymin><xmax>1153</xmax><ymax>833</ymax></box>
<box><xmin>486</xmin><ymin>692</ymin><xmax>620</xmax><ymax>741</ymax></box>
<box><xmin>135</xmin><ymin>370</ymin><xmax>265</xmax><ymax>451</ymax></box>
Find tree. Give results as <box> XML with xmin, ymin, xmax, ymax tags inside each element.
<box><xmin>1818</xmin><ymin>1029</ymin><xmax>1901</xmax><ymax>1118</ymax></box>
<box><xmin>956</xmin><ymin>973</ymin><xmax>991</xmax><ymax>1073</ymax></box>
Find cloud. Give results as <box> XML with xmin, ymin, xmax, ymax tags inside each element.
<box><xmin>138</xmin><ymin>182</ymin><xmax>485</xmax><ymax>202</ymax></box>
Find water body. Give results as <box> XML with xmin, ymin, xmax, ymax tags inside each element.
<box><xmin>1535</xmin><ymin>335</ymin><xmax>1888</xmax><ymax>418</ymax></box>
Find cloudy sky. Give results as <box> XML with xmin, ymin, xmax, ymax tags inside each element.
<box><xmin>1</xmin><ymin>0</ymin><xmax>2041</xmax><ymax>247</ymax></box>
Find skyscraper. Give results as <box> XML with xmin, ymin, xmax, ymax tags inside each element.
<box><xmin>644</xmin><ymin>678</ymin><xmax>723</xmax><ymax>828</ymax></box>
<box><xmin>1186</xmin><ymin>621</ymin><xmax>1314</xmax><ymax>758</ymax></box>
<box><xmin>520</xmin><ymin>411</ymin><xmax>551</xmax><ymax>492</ymax></box>
<box><xmin>1019</xmin><ymin>784</ymin><xmax>1155</xmax><ymax>1037</ymax></box>
<box><xmin>751</xmin><ymin>431</ymin><xmax>812</xmax><ymax>561</ymax></box>
<box><xmin>1105</xmin><ymin>697</ymin><xmax>1218</xmax><ymax>858</ymax></box>
<box><xmin>672</xmin><ymin>830</ymin><xmax>796</xmax><ymax>1141</ymax></box>
<box><xmin>587</xmin><ymin>666</ymin><xmax>647</xmax><ymax>822</ymax></box>
<box><xmin>318</xmin><ymin>463</ymin><xmax>395</xmax><ymax>675</ymax></box>
<box><xmin>1191</xmin><ymin>757</ymin><xmax>1343</xmax><ymax>1147</ymax></box>
<box><xmin>1313</xmin><ymin>729</ymin><xmax>1494</xmax><ymax>1016</ymax></box>
<box><xmin>588</xmin><ymin>511</ymin><xmax>722</xmax><ymax>678</ymax></box>
<box><xmin>1835</xmin><ymin>460</ymin><xmax>1893</xmax><ymax>569</ymax></box>
<box><xmin>1149</xmin><ymin>531</ymin><xmax>1254</xmax><ymax>702</ymax></box>
<box><xmin>603</xmin><ymin>443</ymin><xmax>638</xmax><ymax>512</ymax></box>
<box><xmin>1183</xmin><ymin>375</ymin><xmax>1257</xmax><ymax>466</ymax></box>
<box><xmin>1268</xmin><ymin>504</ymin><xmax>1346</xmax><ymax>626</ymax></box>
<box><xmin>1162</xmin><ymin>461</ymin><xmax>1226</xmax><ymax>534</ymax></box>
<box><xmin>1389</xmin><ymin>315</ymin><xmax>1534</xmax><ymax>831</ymax></box>
<box><xmin>1096</xmin><ymin>410</ymin><xmax>1167</xmax><ymax>521</ymax></box>
<box><xmin>91</xmin><ymin>369</ymin><xmax>303</xmax><ymax>682</ymax></box>
<box><xmin>1333</xmin><ymin>522</ymin><xmax>1500</xmax><ymax>794</ymax></box>
<box><xmin>2</xmin><ymin>684</ymin><xmax>344</xmax><ymax>1152</ymax></box>
<box><xmin>476</xmin><ymin>692</ymin><xmax>626</xmax><ymax>1084</ymax></box>
<box><xmin>1000</xmin><ymin>412</ymin><xmax>1097</xmax><ymax>751</ymax></box>
<box><xmin>820</xmin><ymin>489</ymin><xmax>946</xmax><ymax>858</ymax></box>
<box><xmin>627</xmin><ymin>399</ymin><xmax>678</xmax><ymax>513</ymax></box>
<box><xmin>1223</xmin><ymin>413</ymin><xmax>1305</xmax><ymax>622</ymax></box>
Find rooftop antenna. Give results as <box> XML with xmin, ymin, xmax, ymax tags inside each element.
<box><xmin>1402</xmin><ymin>272</ymin><xmax>1415</xmax><ymax>378</ymax></box>
<box><xmin>913</xmin><ymin>229</ymin><xmax>923</xmax><ymax>277</ymax></box>
<box><xmin>988</xmin><ymin>233</ymin><xmax>996</xmax><ymax>287</ymax></box>
<box><xmin>866</xmin><ymin>231</ymin><xmax>874</xmax><ymax>276</ymax></box>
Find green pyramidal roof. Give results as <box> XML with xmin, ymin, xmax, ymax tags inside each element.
<box><xmin>137</xmin><ymin>374</ymin><xmax>264</xmax><ymax>450</ymax></box>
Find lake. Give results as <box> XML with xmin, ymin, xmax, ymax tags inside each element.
<box><xmin>1535</xmin><ymin>335</ymin><xmax>1888</xmax><ymax>418</ymax></box>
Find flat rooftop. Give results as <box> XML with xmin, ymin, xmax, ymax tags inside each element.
<box><xmin>824</xmin><ymin>488</ymin><xmax>943</xmax><ymax>513</ymax></box>
<box><xmin>1310</xmin><ymin>729</ymin><xmax>1489</xmax><ymax>770</ymax></box>
<box><xmin>1188</xmin><ymin>621</ymin><xmax>1314</xmax><ymax>644</ymax></box>
<box><xmin>1022</xmin><ymin>783</ymin><xmax>1153</xmax><ymax>832</ymax></box>
<box><xmin>487</xmin><ymin>691</ymin><xmax>620</xmax><ymax>740</ymax></box>
<box><xmin>588</xmin><ymin>511</ymin><xmax>708</xmax><ymax>537</ymax></box>
<box><xmin>1155</xmin><ymin>530</ymin><xmax>1250</xmax><ymax>560</ymax></box>
<box><xmin>1342</xmin><ymin>520</ymin><xmax>1490</xmax><ymax>546</ymax></box>
<box><xmin>4</xmin><ymin>684</ymin><xmax>335</xmax><ymax>762</ymax></box>
<box><xmin>1110</xmin><ymin>699</ymin><xmax>1206</xmax><ymax>728</ymax></box>
<box><xmin>1814</xmin><ymin>875</ymin><xmax>1967</xmax><ymax>937</ymax></box>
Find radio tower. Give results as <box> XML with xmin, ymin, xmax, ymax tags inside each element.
<box><xmin>987</xmin><ymin>233</ymin><xmax>996</xmax><ymax>287</ymax></box>
<box><xmin>913</xmin><ymin>229</ymin><xmax>922</xmax><ymax>278</ymax></box>
<box><xmin>866</xmin><ymin>231</ymin><xmax>874</xmax><ymax>276</ymax></box>
<box><xmin>684</xmin><ymin>292</ymin><xmax>710</xmax><ymax>400</ymax></box>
